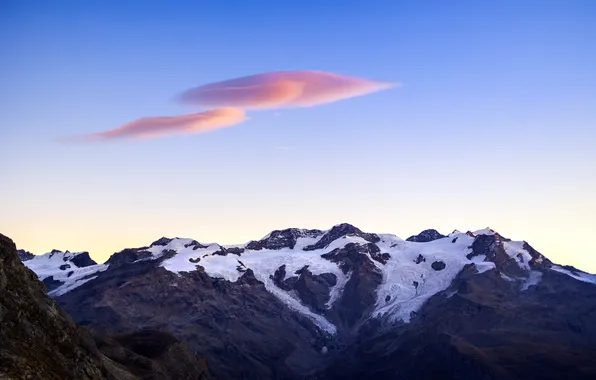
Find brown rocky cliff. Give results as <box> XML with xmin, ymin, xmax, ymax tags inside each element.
<box><xmin>0</xmin><ymin>233</ymin><xmax>112</xmax><ymax>380</ymax></box>
<box><xmin>0</xmin><ymin>233</ymin><xmax>214</xmax><ymax>380</ymax></box>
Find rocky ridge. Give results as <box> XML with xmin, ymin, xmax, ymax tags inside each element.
<box><xmin>16</xmin><ymin>224</ymin><xmax>596</xmax><ymax>379</ymax></box>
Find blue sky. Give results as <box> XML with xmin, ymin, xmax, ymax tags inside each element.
<box><xmin>1</xmin><ymin>0</ymin><xmax>595</xmax><ymax>271</ymax></box>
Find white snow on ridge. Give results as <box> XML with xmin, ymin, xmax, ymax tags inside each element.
<box><xmin>550</xmin><ymin>265</ymin><xmax>596</xmax><ymax>284</ymax></box>
<box><xmin>502</xmin><ymin>240</ymin><xmax>533</xmax><ymax>270</ymax></box>
<box><xmin>51</xmin><ymin>274</ymin><xmax>100</xmax><ymax>297</ymax></box>
<box><xmin>161</xmin><ymin>235</ymin><xmax>348</xmax><ymax>333</ymax></box>
<box><xmin>158</xmin><ymin>230</ymin><xmax>554</xmax><ymax>331</ymax></box>
<box><xmin>472</xmin><ymin>228</ymin><xmax>496</xmax><ymax>236</ymax></box>
<box><xmin>160</xmin><ymin>243</ymin><xmax>223</xmax><ymax>274</ymax></box>
<box><xmin>145</xmin><ymin>238</ymin><xmax>197</xmax><ymax>259</ymax></box>
<box><xmin>23</xmin><ymin>251</ymin><xmax>108</xmax><ymax>296</ymax></box>
<box><xmin>25</xmin><ymin>227</ymin><xmax>591</xmax><ymax>334</ymax></box>
<box><xmin>373</xmin><ymin>233</ymin><xmax>478</xmax><ymax>322</ymax></box>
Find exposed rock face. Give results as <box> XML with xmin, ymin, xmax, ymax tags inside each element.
<box><xmin>322</xmin><ymin>243</ymin><xmax>383</xmax><ymax>330</ymax></box>
<box><xmin>16</xmin><ymin>249</ymin><xmax>34</xmax><ymax>261</ymax></box>
<box><xmin>270</xmin><ymin>264</ymin><xmax>291</xmax><ymax>290</ymax></box>
<box><xmin>280</xmin><ymin>266</ymin><xmax>337</xmax><ymax>314</ymax></box>
<box><xmin>185</xmin><ymin>240</ymin><xmax>208</xmax><ymax>250</ymax></box>
<box><xmin>406</xmin><ymin>229</ymin><xmax>446</xmax><ymax>242</ymax></box>
<box><xmin>68</xmin><ymin>252</ymin><xmax>97</xmax><ymax>267</ymax></box>
<box><xmin>0</xmin><ymin>233</ymin><xmax>213</xmax><ymax>380</ymax></box>
<box><xmin>223</xmin><ymin>246</ymin><xmax>244</xmax><ymax>255</ymax></box>
<box><xmin>467</xmin><ymin>234</ymin><xmax>527</xmax><ymax>277</ymax></box>
<box><xmin>106</xmin><ymin>248</ymin><xmax>153</xmax><ymax>267</ymax></box>
<box><xmin>42</xmin><ymin>275</ymin><xmax>64</xmax><ymax>293</ymax></box>
<box><xmin>304</xmin><ymin>224</ymin><xmax>379</xmax><ymax>251</ymax></box>
<box><xmin>211</xmin><ymin>246</ymin><xmax>244</xmax><ymax>256</ymax></box>
<box><xmin>246</xmin><ymin>228</ymin><xmax>323</xmax><ymax>250</ymax></box>
<box><xmin>466</xmin><ymin>234</ymin><xmax>495</xmax><ymax>260</ymax></box>
<box><xmin>151</xmin><ymin>237</ymin><xmax>174</xmax><ymax>247</ymax></box>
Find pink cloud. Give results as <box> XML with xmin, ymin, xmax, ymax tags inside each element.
<box><xmin>76</xmin><ymin>107</ymin><xmax>246</xmax><ymax>141</ymax></box>
<box><xmin>177</xmin><ymin>70</ymin><xmax>396</xmax><ymax>110</ymax></box>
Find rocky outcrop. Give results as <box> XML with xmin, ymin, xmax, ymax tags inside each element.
<box><xmin>106</xmin><ymin>248</ymin><xmax>153</xmax><ymax>267</ymax></box>
<box><xmin>211</xmin><ymin>246</ymin><xmax>244</xmax><ymax>256</ymax></box>
<box><xmin>68</xmin><ymin>252</ymin><xmax>97</xmax><ymax>267</ymax></box>
<box><xmin>272</xmin><ymin>265</ymin><xmax>337</xmax><ymax>314</ymax></box>
<box><xmin>42</xmin><ymin>275</ymin><xmax>64</xmax><ymax>293</ymax></box>
<box><xmin>466</xmin><ymin>234</ymin><xmax>495</xmax><ymax>260</ymax></box>
<box><xmin>16</xmin><ymin>249</ymin><xmax>34</xmax><ymax>261</ymax></box>
<box><xmin>303</xmin><ymin>224</ymin><xmax>379</xmax><ymax>251</ymax></box>
<box><xmin>467</xmin><ymin>234</ymin><xmax>526</xmax><ymax>277</ymax></box>
<box><xmin>246</xmin><ymin>228</ymin><xmax>322</xmax><ymax>250</ymax></box>
<box><xmin>322</xmin><ymin>243</ymin><xmax>383</xmax><ymax>330</ymax></box>
<box><xmin>0</xmin><ymin>233</ymin><xmax>214</xmax><ymax>380</ymax></box>
<box><xmin>406</xmin><ymin>229</ymin><xmax>446</xmax><ymax>242</ymax></box>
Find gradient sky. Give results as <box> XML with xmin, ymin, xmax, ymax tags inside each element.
<box><xmin>1</xmin><ymin>0</ymin><xmax>595</xmax><ymax>272</ymax></box>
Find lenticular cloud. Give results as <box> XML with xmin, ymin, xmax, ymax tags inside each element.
<box><xmin>72</xmin><ymin>70</ymin><xmax>395</xmax><ymax>142</ymax></box>
<box><xmin>178</xmin><ymin>70</ymin><xmax>396</xmax><ymax>109</ymax></box>
<box><xmin>80</xmin><ymin>107</ymin><xmax>246</xmax><ymax>140</ymax></box>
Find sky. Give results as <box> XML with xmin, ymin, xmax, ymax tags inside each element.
<box><xmin>1</xmin><ymin>0</ymin><xmax>595</xmax><ymax>272</ymax></box>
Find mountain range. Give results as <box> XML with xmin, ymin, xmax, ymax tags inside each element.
<box><xmin>8</xmin><ymin>224</ymin><xmax>596</xmax><ymax>379</ymax></box>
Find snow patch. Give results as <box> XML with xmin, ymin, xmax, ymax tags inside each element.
<box><xmin>146</xmin><ymin>238</ymin><xmax>197</xmax><ymax>259</ymax></box>
<box><xmin>474</xmin><ymin>261</ymin><xmax>496</xmax><ymax>274</ymax></box>
<box><xmin>23</xmin><ymin>251</ymin><xmax>108</xmax><ymax>296</ymax></box>
<box><xmin>502</xmin><ymin>240</ymin><xmax>533</xmax><ymax>270</ymax></box>
<box><xmin>160</xmin><ymin>243</ymin><xmax>223</xmax><ymax>274</ymax></box>
<box><xmin>472</xmin><ymin>228</ymin><xmax>495</xmax><ymax>236</ymax></box>
<box><xmin>521</xmin><ymin>271</ymin><xmax>543</xmax><ymax>290</ymax></box>
<box><xmin>373</xmin><ymin>232</ymin><xmax>476</xmax><ymax>322</ymax></box>
<box><xmin>161</xmin><ymin>234</ymin><xmax>349</xmax><ymax>333</ymax></box>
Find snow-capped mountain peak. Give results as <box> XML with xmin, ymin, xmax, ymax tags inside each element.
<box><xmin>19</xmin><ymin>225</ymin><xmax>596</xmax><ymax>334</ymax></box>
<box><xmin>21</xmin><ymin>249</ymin><xmax>107</xmax><ymax>297</ymax></box>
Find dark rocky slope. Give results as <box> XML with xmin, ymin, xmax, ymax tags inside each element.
<box><xmin>0</xmin><ymin>233</ymin><xmax>213</xmax><ymax>380</ymax></box>
<box><xmin>319</xmin><ymin>265</ymin><xmax>596</xmax><ymax>380</ymax></box>
<box><xmin>56</xmin><ymin>261</ymin><xmax>329</xmax><ymax>379</ymax></box>
<box><xmin>16</xmin><ymin>226</ymin><xmax>596</xmax><ymax>380</ymax></box>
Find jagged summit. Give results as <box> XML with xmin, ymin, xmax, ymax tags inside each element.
<box><xmin>246</xmin><ymin>228</ymin><xmax>323</xmax><ymax>250</ymax></box>
<box><xmin>15</xmin><ymin>226</ymin><xmax>596</xmax><ymax>380</ymax></box>
<box><xmin>303</xmin><ymin>223</ymin><xmax>380</xmax><ymax>251</ymax></box>
<box><xmin>151</xmin><ymin>237</ymin><xmax>175</xmax><ymax>246</ymax></box>
<box><xmin>406</xmin><ymin>229</ymin><xmax>446</xmax><ymax>242</ymax></box>
<box><xmin>21</xmin><ymin>249</ymin><xmax>105</xmax><ymax>296</ymax></box>
<box><xmin>151</xmin><ymin>236</ymin><xmax>207</xmax><ymax>250</ymax></box>
<box><xmin>19</xmin><ymin>224</ymin><xmax>596</xmax><ymax>331</ymax></box>
<box><xmin>17</xmin><ymin>248</ymin><xmax>34</xmax><ymax>261</ymax></box>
